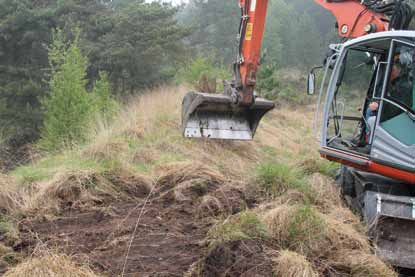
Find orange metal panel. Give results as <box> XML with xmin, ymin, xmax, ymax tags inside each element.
<box><xmin>238</xmin><ymin>0</ymin><xmax>269</xmax><ymax>105</ymax></box>
<box><xmin>314</xmin><ymin>0</ymin><xmax>388</xmax><ymax>38</ymax></box>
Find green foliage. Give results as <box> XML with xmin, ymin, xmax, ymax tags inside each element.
<box><xmin>286</xmin><ymin>205</ymin><xmax>326</xmax><ymax>254</ymax></box>
<box><xmin>301</xmin><ymin>158</ymin><xmax>339</xmax><ymax>178</ymax></box>
<box><xmin>0</xmin><ymin>0</ymin><xmax>187</xmax><ymax>143</ymax></box>
<box><xmin>99</xmin><ymin>1</ymin><xmax>189</xmax><ymax>93</ymax></box>
<box><xmin>91</xmin><ymin>72</ymin><xmax>119</xmax><ymax>120</ymax></box>
<box><xmin>256</xmin><ymin>64</ymin><xmax>281</xmax><ymax>98</ymax></box>
<box><xmin>207</xmin><ymin>211</ymin><xmax>268</xmax><ymax>247</ymax></box>
<box><xmin>178</xmin><ymin>0</ymin><xmax>239</xmax><ymax>64</ymax></box>
<box><xmin>256</xmin><ymin>162</ymin><xmax>308</xmax><ymax>197</ymax></box>
<box><xmin>176</xmin><ymin>56</ymin><xmax>231</xmax><ymax>90</ymax></box>
<box><xmin>40</xmin><ymin>28</ymin><xmax>92</xmax><ymax>151</ymax></box>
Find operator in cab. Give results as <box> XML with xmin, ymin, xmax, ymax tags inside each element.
<box><xmin>365</xmin><ymin>48</ymin><xmax>414</xmax><ymax>144</ymax></box>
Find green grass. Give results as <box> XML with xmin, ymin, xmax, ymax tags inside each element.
<box><xmin>256</xmin><ymin>162</ymin><xmax>307</xmax><ymax>197</ymax></box>
<box><xmin>300</xmin><ymin>158</ymin><xmax>339</xmax><ymax>178</ymax></box>
<box><xmin>287</xmin><ymin>205</ymin><xmax>326</xmax><ymax>252</ymax></box>
<box><xmin>207</xmin><ymin>211</ymin><xmax>268</xmax><ymax>248</ymax></box>
<box><xmin>11</xmin><ymin>150</ymin><xmax>118</xmax><ymax>184</ymax></box>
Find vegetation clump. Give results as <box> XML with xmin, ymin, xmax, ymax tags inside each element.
<box><xmin>273</xmin><ymin>250</ymin><xmax>318</xmax><ymax>277</ymax></box>
<box><xmin>4</xmin><ymin>252</ymin><xmax>99</xmax><ymax>277</ymax></box>
<box><xmin>207</xmin><ymin>211</ymin><xmax>268</xmax><ymax>247</ymax></box>
<box><xmin>40</xmin><ymin>29</ymin><xmax>117</xmax><ymax>151</ymax></box>
<box><xmin>256</xmin><ymin>162</ymin><xmax>310</xmax><ymax>199</ymax></box>
<box><xmin>262</xmin><ymin>204</ymin><xmax>370</xmax><ymax>257</ymax></box>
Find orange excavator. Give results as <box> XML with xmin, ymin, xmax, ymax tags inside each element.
<box><xmin>182</xmin><ymin>0</ymin><xmax>415</xmax><ymax>270</ymax></box>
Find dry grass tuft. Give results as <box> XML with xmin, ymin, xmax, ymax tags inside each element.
<box><xmin>329</xmin><ymin>250</ymin><xmax>397</xmax><ymax>277</ymax></box>
<box><xmin>0</xmin><ymin>175</ymin><xmax>21</xmax><ymax>215</ymax></box>
<box><xmin>262</xmin><ymin>204</ymin><xmax>370</xmax><ymax>256</ymax></box>
<box><xmin>156</xmin><ymin>162</ymin><xmax>226</xmax><ymax>192</ymax></box>
<box><xmin>308</xmin><ymin>173</ymin><xmax>342</xmax><ymax>210</ymax></box>
<box><xmin>273</xmin><ymin>250</ymin><xmax>318</xmax><ymax>277</ymax></box>
<box><xmin>4</xmin><ymin>252</ymin><xmax>99</xmax><ymax>277</ymax></box>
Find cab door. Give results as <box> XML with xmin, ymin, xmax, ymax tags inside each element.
<box><xmin>371</xmin><ymin>40</ymin><xmax>415</xmax><ymax>175</ymax></box>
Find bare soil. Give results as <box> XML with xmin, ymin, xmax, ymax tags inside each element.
<box><xmin>17</xmin><ymin>178</ymin><xmax>252</xmax><ymax>276</ymax></box>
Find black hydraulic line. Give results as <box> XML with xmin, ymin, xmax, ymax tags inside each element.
<box><xmin>233</xmin><ymin>0</ymin><xmax>250</xmax><ymax>89</ymax></box>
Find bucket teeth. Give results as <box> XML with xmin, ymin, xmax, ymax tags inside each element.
<box><xmin>181</xmin><ymin>91</ymin><xmax>275</xmax><ymax>140</ymax></box>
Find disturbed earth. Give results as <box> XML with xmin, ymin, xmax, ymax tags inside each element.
<box><xmin>16</xmin><ymin>167</ymin><xmax>257</xmax><ymax>276</ymax></box>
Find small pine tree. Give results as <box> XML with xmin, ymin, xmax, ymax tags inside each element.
<box><xmin>40</xmin><ymin>28</ymin><xmax>92</xmax><ymax>151</ymax></box>
<box><xmin>91</xmin><ymin>71</ymin><xmax>118</xmax><ymax>121</ymax></box>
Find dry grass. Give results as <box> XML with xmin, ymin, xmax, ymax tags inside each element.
<box><xmin>0</xmin><ymin>175</ymin><xmax>21</xmax><ymax>215</ymax></box>
<box><xmin>328</xmin><ymin>250</ymin><xmax>398</xmax><ymax>277</ymax></box>
<box><xmin>261</xmin><ymin>204</ymin><xmax>370</xmax><ymax>257</ymax></box>
<box><xmin>273</xmin><ymin>250</ymin><xmax>318</xmax><ymax>277</ymax></box>
<box><xmin>15</xmin><ymin>168</ymin><xmax>152</xmax><ymax>216</ymax></box>
<box><xmin>4</xmin><ymin>252</ymin><xmax>99</xmax><ymax>277</ymax></box>
<box><xmin>3</xmin><ymin>86</ymin><xmax>397</xmax><ymax>275</ymax></box>
<box><xmin>308</xmin><ymin>173</ymin><xmax>343</xmax><ymax>210</ymax></box>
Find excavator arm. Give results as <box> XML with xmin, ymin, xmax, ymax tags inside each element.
<box><xmin>181</xmin><ymin>0</ymin><xmax>409</xmax><ymax>141</ymax></box>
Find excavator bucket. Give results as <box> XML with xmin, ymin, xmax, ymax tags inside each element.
<box><xmin>182</xmin><ymin>91</ymin><xmax>275</xmax><ymax>140</ymax></box>
<box><xmin>364</xmin><ymin>192</ymin><xmax>415</xmax><ymax>269</ymax></box>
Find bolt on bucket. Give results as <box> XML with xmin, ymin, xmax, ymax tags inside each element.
<box><xmin>182</xmin><ymin>91</ymin><xmax>275</xmax><ymax>140</ymax></box>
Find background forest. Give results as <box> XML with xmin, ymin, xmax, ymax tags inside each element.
<box><xmin>0</xmin><ymin>0</ymin><xmax>336</xmax><ymax>160</ymax></box>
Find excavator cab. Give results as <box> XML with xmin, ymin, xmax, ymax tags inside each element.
<box><xmin>315</xmin><ymin>31</ymin><xmax>415</xmax><ymax>269</ymax></box>
<box><xmin>181</xmin><ymin>85</ymin><xmax>274</xmax><ymax>140</ymax></box>
<box><xmin>317</xmin><ymin>32</ymin><xmax>415</xmax><ymax>181</ymax></box>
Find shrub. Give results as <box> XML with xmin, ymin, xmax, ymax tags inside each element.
<box><xmin>91</xmin><ymin>72</ymin><xmax>119</xmax><ymax>121</ymax></box>
<box><xmin>176</xmin><ymin>56</ymin><xmax>231</xmax><ymax>92</ymax></box>
<box><xmin>40</xmin><ymin>28</ymin><xmax>92</xmax><ymax>151</ymax></box>
<box><xmin>256</xmin><ymin>63</ymin><xmax>281</xmax><ymax>97</ymax></box>
<box><xmin>40</xmin><ymin>29</ymin><xmax>117</xmax><ymax>151</ymax></box>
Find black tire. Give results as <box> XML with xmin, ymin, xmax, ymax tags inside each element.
<box><xmin>336</xmin><ymin>165</ymin><xmax>356</xmax><ymax>197</ymax></box>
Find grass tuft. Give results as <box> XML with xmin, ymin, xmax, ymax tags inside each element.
<box><xmin>207</xmin><ymin>211</ymin><xmax>268</xmax><ymax>247</ymax></box>
<box><xmin>256</xmin><ymin>162</ymin><xmax>307</xmax><ymax>198</ymax></box>
<box><xmin>4</xmin><ymin>251</ymin><xmax>99</xmax><ymax>277</ymax></box>
<box><xmin>262</xmin><ymin>204</ymin><xmax>370</xmax><ymax>257</ymax></box>
<box><xmin>329</xmin><ymin>250</ymin><xmax>397</xmax><ymax>277</ymax></box>
<box><xmin>273</xmin><ymin>250</ymin><xmax>318</xmax><ymax>277</ymax></box>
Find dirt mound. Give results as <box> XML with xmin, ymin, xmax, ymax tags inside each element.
<box><xmin>190</xmin><ymin>240</ymin><xmax>275</xmax><ymax>277</ymax></box>
<box><xmin>197</xmin><ymin>184</ymin><xmax>251</xmax><ymax>217</ymax></box>
<box><xmin>18</xmin><ymin>165</ymin><xmax>250</xmax><ymax>276</ymax></box>
<box><xmin>23</xmin><ymin>169</ymin><xmax>152</xmax><ymax>216</ymax></box>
